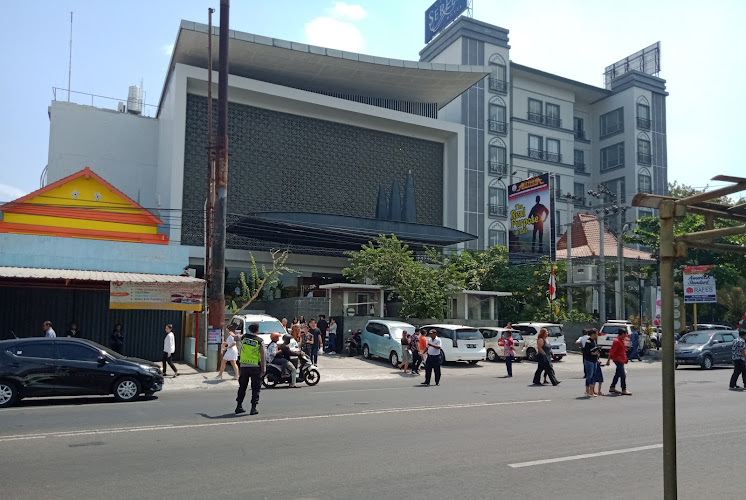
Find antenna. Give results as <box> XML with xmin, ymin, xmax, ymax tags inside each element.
<box><xmin>68</xmin><ymin>12</ymin><xmax>73</xmax><ymax>101</ymax></box>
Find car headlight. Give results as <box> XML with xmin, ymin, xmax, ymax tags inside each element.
<box><xmin>140</xmin><ymin>364</ymin><xmax>160</xmax><ymax>374</ymax></box>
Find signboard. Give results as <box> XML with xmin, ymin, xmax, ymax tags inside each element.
<box><xmin>110</xmin><ymin>281</ymin><xmax>204</xmax><ymax>311</ymax></box>
<box><xmin>508</xmin><ymin>173</ymin><xmax>552</xmax><ymax>264</ymax></box>
<box><xmin>654</xmin><ymin>286</ymin><xmax>661</xmax><ymax>326</ymax></box>
<box><xmin>207</xmin><ymin>329</ymin><xmax>223</xmax><ymax>345</ymax></box>
<box><xmin>673</xmin><ymin>296</ymin><xmax>685</xmax><ymax>332</ymax></box>
<box><xmin>425</xmin><ymin>0</ymin><xmax>468</xmax><ymax>43</ymax></box>
<box><xmin>683</xmin><ymin>265</ymin><xmax>716</xmax><ymax>304</ymax></box>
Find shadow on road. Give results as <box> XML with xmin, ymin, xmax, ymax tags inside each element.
<box><xmin>197</xmin><ymin>412</ymin><xmax>246</xmax><ymax>420</ymax></box>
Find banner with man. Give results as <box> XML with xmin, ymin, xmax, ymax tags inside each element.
<box><xmin>508</xmin><ymin>173</ymin><xmax>552</xmax><ymax>264</ymax></box>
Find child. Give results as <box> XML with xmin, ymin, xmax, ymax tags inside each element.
<box><xmin>594</xmin><ymin>359</ymin><xmax>604</xmax><ymax>396</ymax></box>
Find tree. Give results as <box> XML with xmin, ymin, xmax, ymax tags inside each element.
<box><xmin>231</xmin><ymin>249</ymin><xmax>295</xmax><ymax>313</ymax></box>
<box><xmin>717</xmin><ymin>284</ymin><xmax>746</xmax><ymax>324</ymax></box>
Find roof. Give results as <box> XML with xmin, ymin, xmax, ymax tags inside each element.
<box><xmin>556</xmin><ymin>213</ymin><xmax>654</xmax><ymax>261</ymax></box>
<box><xmin>161</xmin><ymin>20</ymin><xmax>489</xmax><ymax>113</ymax></box>
<box><xmin>458</xmin><ymin>290</ymin><xmax>513</xmax><ymax>297</ymax></box>
<box><xmin>367</xmin><ymin>320</ymin><xmax>415</xmax><ymax>328</ymax></box>
<box><xmin>0</xmin><ymin>267</ymin><xmax>203</xmax><ymax>284</ymax></box>
<box><xmin>319</xmin><ymin>284</ymin><xmax>384</xmax><ymax>291</ymax></box>
<box><xmin>510</xmin><ymin>62</ymin><xmax>610</xmax><ymax>104</ymax></box>
<box><xmin>421</xmin><ymin>324</ymin><xmax>475</xmax><ymax>329</ymax></box>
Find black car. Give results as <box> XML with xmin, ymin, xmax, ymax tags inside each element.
<box><xmin>0</xmin><ymin>337</ymin><xmax>164</xmax><ymax>408</ymax></box>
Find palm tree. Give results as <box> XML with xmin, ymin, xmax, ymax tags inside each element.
<box><xmin>717</xmin><ymin>286</ymin><xmax>746</xmax><ymax>324</ymax></box>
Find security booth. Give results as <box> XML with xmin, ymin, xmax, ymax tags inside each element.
<box><xmin>449</xmin><ymin>290</ymin><xmax>513</xmax><ymax>322</ymax></box>
<box><xmin>319</xmin><ymin>283</ymin><xmax>385</xmax><ymax>353</ymax></box>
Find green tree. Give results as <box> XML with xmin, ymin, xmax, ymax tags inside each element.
<box><xmin>717</xmin><ymin>284</ymin><xmax>746</xmax><ymax>324</ymax></box>
<box><xmin>231</xmin><ymin>249</ymin><xmax>295</xmax><ymax>313</ymax></box>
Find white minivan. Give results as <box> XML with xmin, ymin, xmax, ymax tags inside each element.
<box><xmin>420</xmin><ymin>324</ymin><xmax>486</xmax><ymax>364</ymax></box>
<box><xmin>512</xmin><ymin>322</ymin><xmax>567</xmax><ymax>361</ymax></box>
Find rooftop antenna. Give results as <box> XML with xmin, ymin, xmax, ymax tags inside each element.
<box><xmin>67</xmin><ymin>11</ymin><xmax>73</xmax><ymax>101</ymax></box>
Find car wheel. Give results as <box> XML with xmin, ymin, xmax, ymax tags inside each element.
<box><xmin>113</xmin><ymin>377</ymin><xmax>141</xmax><ymax>402</ymax></box>
<box><xmin>305</xmin><ymin>368</ymin><xmax>320</xmax><ymax>386</ymax></box>
<box><xmin>363</xmin><ymin>344</ymin><xmax>371</xmax><ymax>359</ymax></box>
<box><xmin>526</xmin><ymin>348</ymin><xmax>537</xmax><ymax>361</ymax></box>
<box><xmin>487</xmin><ymin>349</ymin><xmax>499</xmax><ymax>362</ymax></box>
<box><xmin>263</xmin><ymin>372</ymin><xmax>278</xmax><ymax>388</ymax></box>
<box><xmin>390</xmin><ymin>351</ymin><xmax>399</xmax><ymax>367</ymax></box>
<box><xmin>440</xmin><ymin>352</ymin><xmax>446</xmax><ymax>365</ymax></box>
<box><xmin>552</xmin><ymin>355</ymin><xmax>563</xmax><ymax>362</ymax></box>
<box><xmin>701</xmin><ymin>355</ymin><xmax>714</xmax><ymax>370</ymax></box>
<box><xmin>0</xmin><ymin>381</ymin><xmax>19</xmax><ymax>408</ymax></box>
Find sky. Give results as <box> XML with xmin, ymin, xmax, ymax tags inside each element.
<box><xmin>1</xmin><ymin>0</ymin><xmax>745</xmax><ymax>203</ymax></box>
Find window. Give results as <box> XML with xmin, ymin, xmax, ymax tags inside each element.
<box><xmin>554</xmin><ymin>175</ymin><xmax>561</xmax><ymax>199</ymax></box>
<box><xmin>637</xmin><ymin>103</ymin><xmax>651</xmax><ymax>130</ymax></box>
<box><xmin>436</xmin><ymin>329</ymin><xmax>453</xmax><ymax>339</ymax></box>
<box><xmin>637</xmin><ymin>138</ymin><xmax>652</xmax><ymax>164</ymax></box>
<box><xmin>600</xmin><ymin>107</ymin><xmax>624</xmax><ymax>137</ymax></box>
<box><xmin>529</xmin><ymin>135</ymin><xmax>543</xmax><ymax>159</ymax></box>
<box><xmin>574</xmin><ymin>182</ymin><xmax>585</xmax><ymax>206</ymax></box>
<box><xmin>488</xmin><ymin>228</ymin><xmax>507</xmax><ymax>247</ymax></box>
<box><xmin>574</xmin><ymin>149</ymin><xmax>585</xmax><ymax>171</ymax></box>
<box><xmin>366</xmin><ymin>323</ymin><xmax>384</xmax><ymax>336</ymax></box>
<box><xmin>573</xmin><ymin>117</ymin><xmax>586</xmax><ymax>139</ymax></box>
<box><xmin>227</xmin><ymin>318</ymin><xmax>245</xmax><ymax>334</ymax></box>
<box><xmin>638</xmin><ymin>209</ymin><xmax>653</xmax><ymax>219</ymax></box>
<box><xmin>545</xmin><ymin>103</ymin><xmax>560</xmax><ymax>128</ymax></box>
<box><xmin>528</xmin><ymin>98</ymin><xmax>543</xmax><ymax>123</ymax></box>
<box><xmin>489</xmin><ymin>104</ymin><xmax>507</xmax><ymax>133</ymax></box>
<box><xmin>488</xmin><ymin>186</ymin><xmax>507</xmax><ymax>217</ymax></box>
<box><xmin>489</xmin><ymin>144</ymin><xmax>507</xmax><ymax>176</ymax></box>
<box><xmin>489</xmin><ymin>63</ymin><xmax>507</xmax><ymax>93</ymax></box>
<box><xmin>601</xmin><ymin>142</ymin><xmax>625</xmax><ymax>171</ymax></box>
<box><xmin>638</xmin><ymin>171</ymin><xmax>652</xmax><ymax>194</ymax></box>
<box><xmin>12</xmin><ymin>342</ymin><xmax>55</xmax><ymax>359</ymax></box>
<box><xmin>555</xmin><ymin>210</ymin><xmax>561</xmax><ymax>230</ymax></box>
<box><xmin>546</xmin><ymin>138</ymin><xmax>560</xmax><ymax>162</ymax></box>
<box><xmin>58</xmin><ymin>343</ymin><xmax>100</xmax><ymax>362</ymax></box>
<box><xmin>604</xmin><ymin>178</ymin><xmax>626</xmax><ymax>203</ymax></box>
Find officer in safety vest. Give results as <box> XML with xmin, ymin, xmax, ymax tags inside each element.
<box><xmin>236</xmin><ymin>323</ymin><xmax>267</xmax><ymax>415</ymax></box>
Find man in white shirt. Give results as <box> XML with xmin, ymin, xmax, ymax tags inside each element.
<box><xmin>576</xmin><ymin>329</ymin><xmax>591</xmax><ymax>379</ymax></box>
<box><xmin>421</xmin><ymin>329</ymin><xmax>442</xmax><ymax>386</ymax></box>
<box><xmin>43</xmin><ymin>321</ymin><xmax>56</xmax><ymax>338</ymax></box>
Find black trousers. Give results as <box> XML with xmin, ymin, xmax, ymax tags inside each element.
<box><xmin>424</xmin><ymin>355</ymin><xmax>441</xmax><ymax>385</ymax></box>
<box><xmin>730</xmin><ymin>359</ymin><xmax>746</xmax><ymax>388</ymax></box>
<box><xmin>236</xmin><ymin>366</ymin><xmax>262</xmax><ymax>407</ymax></box>
<box><xmin>412</xmin><ymin>351</ymin><xmax>422</xmax><ymax>372</ymax></box>
<box><xmin>533</xmin><ymin>357</ymin><xmax>558</xmax><ymax>385</ymax></box>
<box><xmin>162</xmin><ymin>352</ymin><xmax>177</xmax><ymax>374</ymax></box>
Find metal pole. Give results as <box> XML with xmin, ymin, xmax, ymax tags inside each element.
<box><xmin>659</xmin><ymin>199</ymin><xmax>678</xmax><ymax>500</ymax></box>
<box><xmin>599</xmin><ymin>213</ymin><xmax>606</xmax><ymax>323</ymax></box>
<box><xmin>208</xmin><ymin>0</ymin><xmax>230</xmax><ymax>371</ymax></box>
<box><xmin>567</xmin><ymin>208</ymin><xmax>573</xmax><ymax>311</ymax></box>
<box><xmin>67</xmin><ymin>12</ymin><xmax>73</xmax><ymax>101</ymax></box>
<box><xmin>205</xmin><ymin>7</ymin><xmax>214</xmax><ymax>284</ymax></box>
<box><xmin>617</xmin><ymin>227</ymin><xmax>623</xmax><ymax>319</ymax></box>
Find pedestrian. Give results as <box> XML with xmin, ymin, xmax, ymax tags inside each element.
<box><xmin>582</xmin><ymin>329</ymin><xmax>600</xmax><ymax>397</ymax></box>
<box><xmin>532</xmin><ymin>328</ymin><xmax>560</xmax><ymax>386</ymax></box>
<box><xmin>729</xmin><ymin>329</ymin><xmax>746</xmax><ymax>390</ymax></box>
<box><xmin>576</xmin><ymin>329</ymin><xmax>591</xmax><ymax>377</ymax></box>
<box><xmin>410</xmin><ymin>328</ymin><xmax>422</xmax><ymax>375</ymax></box>
<box><xmin>235</xmin><ymin>323</ymin><xmax>267</xmax><ymax>415</ymax></box>
<box><xmin>281</xmin><ymin>318</ymin><xmax>289</xmax><ymax>334</ymax></box>
<box><xmin>398</xmin><ymin>331</ymin><xmax>411</xmax><ymax>373</ymax></box>
<box><xmin>503</xmin><ymin>330</ymin><xmax>515</xmax><ymax>378</ymax></box>
<box><xmin>299</xmin><ymin>315</ymin><xmax>307</xmax><ymax>331</ymax></box>
<box><xmin>291</xmin><ymin>317</ymin><xmax>299</xmax><ymax>328</ymax></box>
<box><xmin>217</xmin><ymin>327</ymin><xmax>239</xmax><ymax>380</ymax></box>
<box><xmin>162</xmin><ymin>324</ymin><xmax>179</xmax><ymax>377</ymax></box>
<box><xmin>65</xmin><ymin>322</ymin><xmax>81</xmax><ymax>338</ymax></box>
<box><xmin>307</xmin><ymin>320</ymin><xmax>322</xmax><ymax>364</ymax></box>
<box><xmin>418</xmin><ymin>328</ymin><xmax>429</xmax><ymax>366</ymax></box>
<box><xmin>607</xmin><ymin>329</ymin><xmax>632</xmax><ymax>395</ymax></box>
<box><xmin>289</xmin><ymin>324</ymin><xmax>302</xmax><ymax>350</ymax></box>
<box><xmin>629</xmin><ymin>326</ymin><xmax>641</xmax><ymax>361</ymax></box>
<box><xmin>43</xmin><ymin>321</ymin><xmax>56</xmax><ymax>338</ymax></box>
<box><xmin>301</xmin><ymin>325</ymin><xmax>313</xmax><ymax>358</ymax></box>
<box><xmin>317</xmin><ymin>315</ymin><xmax>329</xmax><ymax>351</ymax></box>
<box><xmin>421</xmin><ymin>329</ymin><xmax>442</xmax><ymax>386</ymax></box>
<box><xmin>111</xmin><ymin>323</ymin><xmax>124</xmax><ymax>354</ymax></box>
<box><xmin>593</xmin><ymin>358</ymin><xmax>604</xmax><ymax>396</ymax></box>
<box><xmin>327</xmin><ymin>318</ymin><xmax>338</xmax><ymax>354</ymax></box>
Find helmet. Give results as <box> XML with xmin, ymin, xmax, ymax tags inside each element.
<box><xmin>270</xmin><ymin>332</ymin><xmax>281</xmax><ymax>342</ymax></box>
<box><xmin>282</xmin><ymin>334</ymin><xmax>292</xmax><ymax>344</ymax></box>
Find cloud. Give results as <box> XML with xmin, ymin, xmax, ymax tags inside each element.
<box><xmin>163</xmin><ymin>43</ymin><xmax>174</xmax><ymax>56</ymax></box>
<box><xmin>0</xmin><ymin>183</ymin><xmax>28</xmax><ymax>202</ymax></box>
<box><xmin>305</xmin><ymin>17</ymin><xmax>365</xmax><ymax>52</ymax></box>
<box><xmin>330</xmin><ymin>2</ymin><xmax>366</xmax><ymax>21</ymax></box>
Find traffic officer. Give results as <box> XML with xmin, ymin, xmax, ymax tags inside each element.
<box><xmin>235</xmin><ymin>323</ymin><xmax>267</xmax><ymax>415</ymax></box>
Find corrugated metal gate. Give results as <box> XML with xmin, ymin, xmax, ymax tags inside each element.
<box><xmin>0</xmin><ymin>286</ymin><xmax>182</xmax><ymax>362</ymax></box>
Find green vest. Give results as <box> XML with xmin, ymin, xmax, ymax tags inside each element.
<box><xmin>239</xmin><ymin>336</ymin><xmax>262</xmax><ymax>366</ymax></box>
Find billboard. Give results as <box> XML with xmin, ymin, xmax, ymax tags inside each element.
<box><xmin>683</xmin><ymin>265</ymin><xmax>717</xmax><ymax>304</ymax></box>
<box><xmin>425</xmin><ymin>0</ymin><xmax>468</xmax><ymax>43</ymax></box>
<box><xmin>508</xmin><ymin>173</ymin><xmax>552</xmax><ymax>264</ymax></box>
<box><xmin>110</xmin><ymin>281</ymin><xmax>204</xmax><ymax>311</ymax></box>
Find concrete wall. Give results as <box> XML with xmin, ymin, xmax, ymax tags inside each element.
<box><xmin>254</xmin><ymin>297</ymin><xmax>330</xmax><ymax>323</ymax></box>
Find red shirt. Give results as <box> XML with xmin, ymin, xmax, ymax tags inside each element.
<box><xmin>418</xmin><ymin>335</ymin><xmax>428</xmax><ymax>352</ymax></box>
<box><xmin>609</xmin><ymin>336</ymin><xmax>628</xmax><ymax>363</ymax></box>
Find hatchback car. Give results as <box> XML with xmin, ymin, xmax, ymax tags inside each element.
<box><xmin>481</xmin><ymin>328</ymin><xmax>526</xmax><ymax>361</ymax></box>
<box><xmin>361</xmin><ymin>320</ymin><xmax>416</xmax><ymax>366</ymax></box>
<box><xmin>512</xmin><ymin>323</ymin><xmax>567</xmax><ymax>361</ymax></box>
<box><xmin>420</xmin><ymin>325</ymin><xmax>486</xmax><ymax>364</ymax></box>
<box><xmin>675</xmin><ymin>330</ymin><xmax>739</xmax><ymax>370</ymax></box>
<box><xmin>0</xmin><ymin>337</ymin><xmax>163</xmax><ymax>408</ymax></box>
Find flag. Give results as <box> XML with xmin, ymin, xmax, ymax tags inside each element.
<box><xmin>548</xmin><ymin>267</ymin><xmax>556</xmax><ymax>300</ymax></box>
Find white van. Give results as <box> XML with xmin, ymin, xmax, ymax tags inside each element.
<box><xmin>227</xmin><ymin>314</ymin><xmax>286</xmax><ymax>345</ymax></box>
<box><xmin>420</xmin><ymin>324</ymin><xmax>486</xmax><ymax>364</ymax></box>
<box><xmin>511</xmin><ymin>322</ymin><xmax>567</xmax><ymax>361</ymax></box>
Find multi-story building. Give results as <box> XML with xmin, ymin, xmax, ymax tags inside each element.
<box><xmin>420</xmin><ymin>17</ymin><xmax>668</xmax><ymax>250</ymax></box>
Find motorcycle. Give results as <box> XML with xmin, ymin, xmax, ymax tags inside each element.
<box><xmin>262</xmin><ymin>351</ymin><xmax>320</xmax><ymax>388</ymax></box>
<box><xmin>344</xmin><ymin>329</ymin><xmax>362</xmax><ymax>357</ymax></box>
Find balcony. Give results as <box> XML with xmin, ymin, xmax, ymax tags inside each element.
<box><xmin>529</xmin><ymin>148</ymin><xmax>561</xmax><ymax>163</ymax></box>
<box><xmin>488</xmin><ymin>161</ymin><xmax>508</xmax><ymax>176</ymax></box>
<box><xmin>489</xmin><ymin>77</ymin><xmax>508</xmax><ymax>94</ymax></box>
<box><xmin>574</xmin><ymin>129</ymin><xmax>586</xmax><ymax>140</ymax></box>
<box><xmin>527</xmin><ymin>112</ymin><xmax>562</xmax><ymax>128</ymax></box>
<box><xmin>574</xmin><ymin>161</ymin><xmax>586</xmax><ymax>173</ymax></box>
<box><xmin>637</xmin><ymin>116</ymin><xmax>651</xmax><ymax>130</ymax></box>
<box><xmin>488</xmin><ymin>204</ymin><xmax>508</xmax><ymax>218</ymax></box>
<box><xmin>488</xmin><ymin>120</ymin><xmax>507</xmax><ymax>134</ymax></box>
<box><xmin>637</xmin><ymin>152</ymin><xmax>652</xmax><ymax>165</ymax></box>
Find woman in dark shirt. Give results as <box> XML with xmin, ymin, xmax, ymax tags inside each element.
<box><xmin>111</xmin><ymin>324</ymin><xmax>124</xmax><ymax>354</ymax></box>
<box><xmin>582</xmin><ymin>329</ymin><xmax>600</xmax><ymax>397</ymax></box>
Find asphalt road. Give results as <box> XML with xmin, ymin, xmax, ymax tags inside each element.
<box><xmin>1</xmin><ymin>359</ymin><xmax>744</xmax><ymax>500</ymax></box>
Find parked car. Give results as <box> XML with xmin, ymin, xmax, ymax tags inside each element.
<box><xmin>361</xmin><ymin>320</ymin><xmax>416</xmax><ymax>367</ymax></box>
<box><xmin>228</xmin><ymin>314</ymin><xmax>287</xmax><ymax>345</ymax></box>
<box><xmin>420</xmin><ymin>325</ymin><xmax>486</xmax><ymax>364</ymax></box>
<box><xmin>0</xmin><ymin>337</ymin><xmax>163</xmax><ymax>408</ymax></box>
<box><xmin>695</xmin><ymin>324</ymin><xmax>731</xmax><ymax>331</ymax></box>
<box><xmin>597</xmin><ymin>320</ymin><xmax>643</xmax><ymax>355</ymax></box>
<box><xmin>675</xmin><ymin>330</ymin><xmax>739</xmax><ymax>370</ymax></box>
<box><xmin>480</xmin><ymin>327</ymin><xmax>526</xmax><ymax>361</ymax></box>
<box><xmin>512</xmin><ymin>323</ymin><xmax>567</xmax><ymax>361</ymax></box>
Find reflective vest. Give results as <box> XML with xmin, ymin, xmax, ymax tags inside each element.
<box><xmin>239</xmin><ymin>335</ymin><xmax>262</xmax><ymax>366</ymax></box>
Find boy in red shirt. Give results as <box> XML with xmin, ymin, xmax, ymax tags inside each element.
<box><xmin>607</xmin><ymin>328</ymin><xmax>632</xmax><ymax>395</ymax></box>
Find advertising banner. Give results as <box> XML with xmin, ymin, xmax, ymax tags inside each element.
<box><xmin>425</xmin><ymin>0</ymin><xmax>468</xmax><ymax>43</ymax></box>
<box><xmin>110</xmin><ymin>281</ymin><xmax>204</xmax><ymax>311</ymax></box>
<box><xmin>683</xmin><ymin>265</ymin><xmax>716</xmax><ymax>304</ymax></box>
<box><xmin>654</xmin><ymin>286</ymin><xmax>661</xmax><ymax>326</ymax></box>
<box><xmin>508</xmin><ymin>173</ymin><xmax>552</xmax><ymax>264</ymax></box>
<box><xmin>207</xmin><ymin>329</ymin><xmax>223</xmax><ymax>345</ymax></box>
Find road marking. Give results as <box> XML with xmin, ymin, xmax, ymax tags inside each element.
<box><xmin>508</xmin><ymin>444</ymin><xmax>662</xmax><ymax>468</ymax></box>
<box><xmin>0</xmin><ymin>399</ymin><xmax>550</xmax><ymax>443</ymax></box>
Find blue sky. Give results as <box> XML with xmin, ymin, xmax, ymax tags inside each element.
<box><xmin>1</xmin><ymin>0</ymin><xmax>744</xmax><ymax>202</ymax></box>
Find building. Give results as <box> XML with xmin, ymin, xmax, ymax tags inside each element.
<box><xmin>421</xmin><ymin>17</ymin><xmax>668</xmax><ymax>251</ymax></box>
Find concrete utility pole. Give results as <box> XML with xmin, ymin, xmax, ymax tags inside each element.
<box><xmin>598</xmin><ymin>213</ymin><xmax>605</xmax><ymax>323</ymax></box>
<box><xmin>566</xmin><ymin>211</ymin><xmax>573</xmax><ymax>311</ymax></box>
<box><xmin>208</xmin><ymin>0</ymin><xmax>230</xmax><ymax>370</ymax></box>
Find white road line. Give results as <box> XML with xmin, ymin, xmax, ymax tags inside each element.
<box><xmin>0</xmin><ymin>399</ymin><xmax>550</xmax><ymax>443</ymax></box>
<box><xmin>508</xmin><ymin>444</ymin><xmax>662</xmax><ymax>468</ymax></box>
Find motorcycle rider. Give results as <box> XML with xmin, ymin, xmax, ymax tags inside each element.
<box><xmin>235</xmin><ymin>323</ymin><xmax>267</xmax><ymax>415</ymax></box>
<box><xmin>274</xmin><ymin>334</ymin><xmax>301</xmax><ymax>388</ymax></box>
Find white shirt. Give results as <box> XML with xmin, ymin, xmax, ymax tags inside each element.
<box><xmin>45</xmin><ymin>328</ymin><xmax>56</xmax><ymax>338</ymax></box>
<box><xmin>164</xmin><ymin>332</ymin><xmax>175</xmax><ymax>353</ymax></box>
<box><xmin>329</xmin><ymin>323</ymin><xmax>337</xmax><ymax>334</ymax></box>
<box><xmin>577</xmin><ymin>335</ymin><xmax>589</xmax><ymax>348</ymax></box>
<box><xmin>427</xmin><ymin>336</ymin><xmax>442</xmax><ymax>356</ymax></box>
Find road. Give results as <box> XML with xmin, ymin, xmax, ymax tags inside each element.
<box><xmin>1</xmin><ymin>357</ymin><xmax>744</xmax><ymax>500</ymax></box>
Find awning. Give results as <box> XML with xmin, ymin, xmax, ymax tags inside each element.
<box><xmin>0</xmin><ymin>267</ymin><xmax>203</xmax><ymax>284</ymax></box>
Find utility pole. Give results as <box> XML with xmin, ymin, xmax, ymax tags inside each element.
<box><xmin>67</xmin><ymin>12</ymin><xmax>73</xmax><ymax>101</ymax></box>
<box><xmin>599</xmin><ymin>212</ymin><xmax>606</xmax><ymax>323</ymax></box>
<box><xmin>208</xmin><ymin>0</ymin><xmax>230</xmax><ymax>371</ymax></box>
<box><xmin>566</xmin><ymin>211</ymin><xmax>573</xmax><ymax>311</ymax></box>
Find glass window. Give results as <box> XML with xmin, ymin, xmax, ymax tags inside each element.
<box><xmin>638</xmin><ymin>172</ymin><xmax>652</xmax><ymax>194</ymax></box>
<box><xmin>573</xmin><ymin>117</ymin><xmax>584</xmax><ymax>134</ymax></box>
<box><xmin>722</xmin><ymin>333</ymin><xmax>735</xmax><ymax>342</ymax></box>
<box><xmin>601</xmin><ymin>142</ymin><xmax>625</xmax><ymax>171</ymax></box>
<box><xmin>490</xmin><ymin>104</ymin><xmax>506</xmax><ymax>123</ymax></box>
<box><xmin>436</xmin><ymin>329</ymin><xmax>452</xmax><ymax>339</ymax></box>
<box><xmin>637</xmin><ymin>103</ymin><xmax>650</xmax><ymax>120</ymax></box>
<box><xmin>492</xmin><ymin>64</ymin><xmax>506</xmax><ymax>82</ymax></box>
<box><xmin>638</xmin><ymin>139</ymin><xmax>651</xmax><ymax>155</ymax></box>
<box><xmin>546</xmin><ymin>139</ymin><xmax>560</xmax><ymax>162</ymax></box>
<box><xmin>574</xmin><ymin>149</ymin><xmax>584</xmax><ymax>166</ymax></box>
<box><xmin>455</xmin><ymin>329</ymin><xmax>483</xmax><ymax>340</ymax></box>
<box><xmin>639</xmin><ymin>209</ymin><xmax>653</xmax><ymax>219</ymax></box>
<box><xmin>489</xmin><ymin>186</ymin><xmax>507</xmax><ymax>207</ymax></box>
<box><xmin>58</xmin><ymin>343</ymin><xmax>101</xmax><ymax>361</ymax></box>
<box><xmin>488</xmin><ymin>228</ymin><xmax>507</xmax><ymax>247</ymax></box>
<box><xmin>12</xmin><ymin>342</ymin><xmax>56</xmax><ymax>359</ymax></box>
<box><xmin>228</xmin><ymin>317</ymin><xmax>244</xmax><ymax>334</ymax></box>
<box><xmin>529</xmin><ymin>135</ymin><xmax>543</xmax><ymax>158</ymax></box>
<box><xmin>604</xmin><ymin>178</ymin><xmax>626</xmax><ymax>203</ymax></box>
<box><xmin>528</xmin><ymin>98</ymin><xmax>543</xmax><ymax>123</ymax></box>
<box><xmin>489</xmin><ymin>145</ymin><xmax>506</xmax><ymax>165</ymax></box>
<box><xmin>600</xmin><ymin>107</ymin><xmax>624</xmax><ymax>137</ymax></box>
<box><xmin>574</xmin><ymin>182</ymin><xmax>585</xmax><ymax>199</ymax></box>
<box><xmin>545</xmin><ymin>103</ymin><xmax>560</xmax><ymax>127</ymax></box>
<box><xmin>555</xmin><ymin>210</ymin><xmax>561</xmax><ymax>229</ymax></box>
